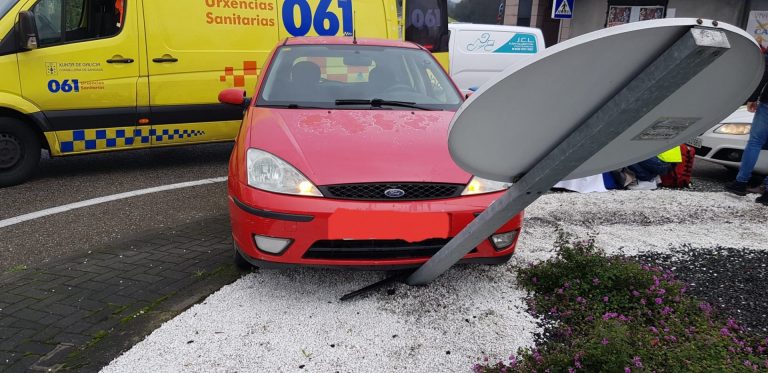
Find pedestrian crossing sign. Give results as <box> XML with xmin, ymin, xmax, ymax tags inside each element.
<box><xmin>552</xmin><ymin>0</ymin><xmax>574</xmax><ymax>19</ymax></box>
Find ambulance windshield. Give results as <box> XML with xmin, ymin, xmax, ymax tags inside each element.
<box><xmin>0</xmin><ymin>0</ymin><xmax>17</xmax><ymax>19</ymax></box>
<box><xmin>257</xmin><ymin>44</ymin><xmax>462</xmax><ymax>111</ymax></box>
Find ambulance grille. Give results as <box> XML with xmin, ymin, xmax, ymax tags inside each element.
<box><xmin>319</xmin><ymin>183</ymin><xmax>463</xmax><ymax>200</ymax></box>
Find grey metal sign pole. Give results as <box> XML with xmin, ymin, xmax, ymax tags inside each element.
<box><xmin>407</xmin><ymin>27</ymin><xmax>731</xmax><ymax>286</ymax></box>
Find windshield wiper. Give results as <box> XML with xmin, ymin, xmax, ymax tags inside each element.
<box><xmin>335</xmin><ymin>99</ymin><xmax>434</xmax><ymax>111</ymax></box>
<box><xmin>260</xmin><ymin>104</ymin><xmax>328</xmax><ymax>109</ymax></box>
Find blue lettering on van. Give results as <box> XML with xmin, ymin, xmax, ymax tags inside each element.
<box><xmin>493</xmin><ymin>33</ymin><xmax>538</xmax><ymax>54</ymax></box>
<box><xmin>48</xmin><ymin>79</ymin><xmax>80</xmax><ymax>93</ymax></box>
<box><xmin>466</xmin><ymin>33</ymin><xmax>496</xmax><ymax>52</ymax></box>
<box><xmin>281</xmin><ymin>0</ymin><xmax>354</xmax><ymax>37</ymax></box>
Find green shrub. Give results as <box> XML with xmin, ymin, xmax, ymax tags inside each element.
<box><xmin>475</xmin><ymin>231</ymin><xmax>768</xmax><ymax>372</ymax></box>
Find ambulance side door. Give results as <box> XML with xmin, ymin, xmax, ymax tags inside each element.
<box><xmin>142</xmin><ymin>0</ymin><xmax>277</xmax><ymax>146</ymax></box>
<box><xmin>17</xmin><ymin>0</ymin><xmax>140</xmax><ymax>155</ymax></box>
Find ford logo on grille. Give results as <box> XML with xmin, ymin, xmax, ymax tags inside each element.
<box><xmin>384</xmin><ymin>188</ymin><xmax>406</xmax><ymax>198</ymax></box>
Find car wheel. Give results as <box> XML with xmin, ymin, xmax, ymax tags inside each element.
<box><xmin>233</xmin><ymin>244</ymin><xmax>255</xmax><ymax>271</ymax></box>
<box><xmin>0</xmin><ymin>118</ymin><xmax>41</xmax><ymax>187</ymax></box>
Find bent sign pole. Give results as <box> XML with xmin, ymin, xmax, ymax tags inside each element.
<box><xmin>406</xmin><ymin>26</ymin><xmax>731</xmax><ymax>286</ymax></box>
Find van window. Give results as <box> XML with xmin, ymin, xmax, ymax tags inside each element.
<box><xmin>31</xmin><ymin>0</ymin><xmax>124</xmax><ymax>47</ymax></box>
<box><xmin>0</xmin><ymin>0</ymin><xmax>18</xmax><ymax>19</ymax></box>
<box><xmin>404</xmin><ymin>0</ymin><xmax>449</xmax><ymax>52</ymax></box>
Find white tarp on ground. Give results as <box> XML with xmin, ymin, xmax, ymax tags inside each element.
<box><xmin>102</xmin><ymin>191</ymin><xmax>768</xmax><ymax>373</ymax></box>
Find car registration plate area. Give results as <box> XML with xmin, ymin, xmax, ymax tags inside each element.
<box><xmin>686</xmin><ymin>137</ymin><xmax>702</xmax><ymax>148</ymax></box>
<box><xmin>328</xmin><ymin>209</ymin><xmax>450</xmax><ymax>243</ymax></box>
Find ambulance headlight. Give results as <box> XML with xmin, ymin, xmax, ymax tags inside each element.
<box><xmin>462</xmin><ymin>176</ymin><xmax>512</xmax><ymax>195</ymax></box>
<box><xmin>246</xmin><ymin>149</ymin><xmax>322</xmax><ymax>197</ymax></box>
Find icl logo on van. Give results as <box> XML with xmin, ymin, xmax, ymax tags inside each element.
<box><xmin>466</xmin><ymin>33</ymin><xmax>538</xmax><ymax>54</ymax></box>
<box><xmin>494</xmin><ymin>33</ymin><xmax>538</xmax><ymax>54</ymax></box>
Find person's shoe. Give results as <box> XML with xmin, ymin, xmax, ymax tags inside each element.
<box><xmin>725</xmin><ymin>181</ymin><xmax>748</xmax><ymax>196</ymax></box>
<box><xmin>746</xmin><ymin>184</ymin><xmax>766</xmax><ymax>194</ymax></box>
<box><xmin>756</xmin><ymin>192</ymin><xmax>768</xmax><ymax>206</ymax></box>
<box><xmin>627</xmin><ymin>180</ymin><xmax>658</xmax><ymax>191</ymax></box>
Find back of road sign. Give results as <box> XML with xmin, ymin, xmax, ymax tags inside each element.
<box><xmin>448</xmin><ymin>18</ymin><xmax>763</xmax><ymax>182</ymax></box>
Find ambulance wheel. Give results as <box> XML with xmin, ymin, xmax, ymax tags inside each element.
<box><xmin>233</xmin><ymin>244</ymin><xmax>255</xmax><ymax>271</ymax></box>
<box><xmin>0</xmin><ymin>118</ymin><xmax>40</xmax><ymax>187</ymax></box>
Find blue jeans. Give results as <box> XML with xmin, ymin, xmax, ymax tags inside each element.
<box><xmin>628</xmin><ymin>157</ymin><xmax>674</xmax><ymax>182</ymax></box>
<box><xmin>736</xmin><ymin>102</ymin><xmax>768</xmax><ymax>185</ymax></box>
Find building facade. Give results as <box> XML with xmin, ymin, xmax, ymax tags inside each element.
<box><xmin>503</xmin><ymin>0</ymin><xmax>766</xmax><ymax>46</ymax></box>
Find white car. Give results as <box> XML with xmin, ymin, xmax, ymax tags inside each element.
<box><xmin>691</xmin><ymin>106</ymin><xmax>768</xmax><ymax>174</ymax></box>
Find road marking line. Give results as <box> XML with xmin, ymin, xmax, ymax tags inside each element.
<box><xmin>0</xmin><ymin>177</ymin><xmax>228</xmax><ymax>229</ymax></box>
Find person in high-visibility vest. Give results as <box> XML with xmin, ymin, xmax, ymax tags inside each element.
<box><xmin>627</xmin><ymin>146</ymin><xmax>681</xmax><ymax>184</ymax></box>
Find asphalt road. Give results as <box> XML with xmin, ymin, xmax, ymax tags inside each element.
<box><xmin>0</xmin><ymin>144</ymin><xmax>233</xmax><ymax>272</ymax></box>
<box><xmin>0</xmin><ymin>145</ymin><xmax>747</xmax><ymax>272</ymax></box>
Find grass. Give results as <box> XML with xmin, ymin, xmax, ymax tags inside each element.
<box><xmin>193</xmin><ymin>264</ymin><xmax>238</xmax><ymax>279</ymax></box>
<box><xmin>119</xmin><ymin>294</ymin><xmax>172</xmax><ymax>324</ymax></box>
<box><xmin>474</xmin><ymin>231</ymin><xmax>768</xmax><ymax>372</ymax></box>
<box><xmin>107</xmin><ymin>303</ymin><xmax>130</xmax><ymax>316</ymax></box>
<box><xmin>67</xmin><ymin>330</ymin><xmax>110</xmax><ymax>361</ymax></box>
<box><xmin>6</xmin><ymin>264</ymin><xmax>28</xmax><ymax>273</ymax></box>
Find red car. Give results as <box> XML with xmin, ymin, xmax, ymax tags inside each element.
<box><xmin>220</xmin><ymin>37</ymin><xmax>523</xmax><ymax>269</ymax></box>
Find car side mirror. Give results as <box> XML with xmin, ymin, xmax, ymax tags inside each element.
<box><xmin>18</xmin><ymin>11</ymin><xmax>38</xmax><ymax>51</ymax></box>
<box><xmin>219</xmin><ymin>88</ymin><xmax>249</xmax><ymax>108</ymax></box>
<box><xmin>464</xmin><ymin>87</ymin><xmax>478</xmax><ymax>99</ymax></box>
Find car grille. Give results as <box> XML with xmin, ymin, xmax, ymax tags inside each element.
<box><xmin>304</xmin><ymin>238</ymin><xmax>477</xmax><ymax>260</ymax></box>
<box><xmin>694</xmin><ymin>146</ymin><xmax>712</xmax><ymax>157</ymax></box>
<box><xmin>712</xmin><ymin>148</ymin><xmax>743</xmax><ymax>162</ymax></box>
<box><xmin>319</xmin><ymin>183</ymin><xmax>463</xmax><ymax>200</ymax></box>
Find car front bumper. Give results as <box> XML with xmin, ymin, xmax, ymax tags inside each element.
<box><xmin>229</xmin><ymin>182</ymin><xmax>523</xmax><ymax>268</ymax></box>
<box><xmin>693</xmin><ymin>132</ymin><xmax>768</xmax><ymax>174</ymax></box>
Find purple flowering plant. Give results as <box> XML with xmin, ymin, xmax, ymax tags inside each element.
<box><xmin>474</xmin><ymin>231</ymin><xmax>768</xmax><ymax>372</ymax></box>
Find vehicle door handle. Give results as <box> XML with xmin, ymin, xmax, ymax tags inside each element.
<box><xmin>106</xmin><ymin>57</ymin><xmax>134</xmax><ymax>63</ymax></box>
<box><xmin>153</xmin><ymin>57</ymin><xmax>179</xmax><ymax>63</ymax></box>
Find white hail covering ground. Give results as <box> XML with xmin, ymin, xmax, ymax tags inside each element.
<box><xmin>102</xmin><ymin>191</ymin><xmax>768</xmax><ymax>373</ymax></box>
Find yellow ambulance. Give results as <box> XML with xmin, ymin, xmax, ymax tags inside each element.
<box><xmin>0</xmin><ymin>0</ymin><xmax>404</xmax><ymax>186</ymax></box>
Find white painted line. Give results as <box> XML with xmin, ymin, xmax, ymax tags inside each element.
<box><xmin>0</xmin><ymin>177</ymin><xmax>228</xmax><ymax>229</ymax></box>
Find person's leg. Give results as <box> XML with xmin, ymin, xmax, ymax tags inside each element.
<box><xmin>727</xmin><ymin>103</ymin><xmax>768</xmax><ymax>195</ymax></box>
<box><xmin>627</xmin><ymin>163</ymin><xmax>652</xmax><ymax>182</ymax></box>
<box><xmin>736</xmin><ymin>103</ymin><xmax>768</xmax><ymax>183</ymax></box>
<box><xmin>629</xmin><ymin>158</ymin><xmax>672</xmax><ymax>181</ymax></box>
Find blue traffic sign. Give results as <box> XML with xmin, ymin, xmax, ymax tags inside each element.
<box><xmin>551</xmin><ymin>0</ymin><xmax>574</xmax><ymax>19</ymax></box>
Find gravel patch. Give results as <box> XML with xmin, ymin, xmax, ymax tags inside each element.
<box><xmin>637</xmin><ymin>247</ymin><xmax>768</xmax><ymax>335</ymax></box>
<box><xmin>101</xmin><ymin>265</ymin><xmax>539</xmax><ymax>373</ymax></box>
<box><xmin>102</xmin><ymin>190</ymin><xmax>767</xmax><ymax>372</ymax></box>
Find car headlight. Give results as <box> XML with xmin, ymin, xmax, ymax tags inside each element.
<box><xmin>461</xmin><ymin>176</ymin><xmax>512</xmax><ymax>195</ymax></box>
<box><xmin>714</xmin><ymin>123</ymin><xmax>751</xmax><ymax>135</ymax></box>
<box><xmin>246</xmin><ymin>148</ymin><xmax>322</xmax><ymax>197</ymax></box>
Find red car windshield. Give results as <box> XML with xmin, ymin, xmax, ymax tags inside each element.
<box><xmin>257</xmin><ymin>44</ymin><xmax>462</xmax><ymax>110</ymax></box>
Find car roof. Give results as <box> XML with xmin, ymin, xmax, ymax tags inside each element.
<box><xmin>448</xmin><ymin>23</ymin><xmax>542</xmax><ymax>34</ymax></box>
<box><xmin>283</xmin><ymin>37</ymin><xmax>423</xmax><ymax>49</ymax></box>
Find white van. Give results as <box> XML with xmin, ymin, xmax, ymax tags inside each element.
<box><xmin>448</xmin><ymin>24</ymin><xmax>545</xmax><ymax>91</ymax></box>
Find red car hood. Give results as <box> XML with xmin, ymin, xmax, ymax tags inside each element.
<box><xmin>246</xmin><ymin>108</ymin><xmax>471</xmax><ymax>186</ymax></box>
